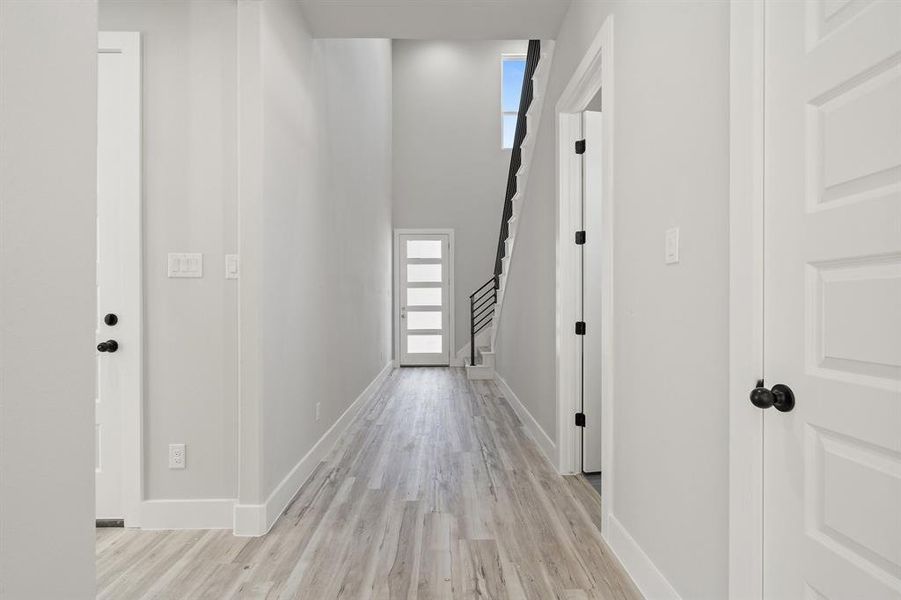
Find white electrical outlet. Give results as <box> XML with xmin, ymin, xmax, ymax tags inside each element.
<box><xmin>168</xmin><ymin>443</ymin><xmax>186</xmax><ymax>469</ymax></box>
<box><xmin>315</xmin><ymin>402</ymin><xmax>321</xmax><ymax>422</ymax></box>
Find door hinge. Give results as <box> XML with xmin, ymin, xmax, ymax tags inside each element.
<box><xmin>575</xmin><ymin>412</ymin><xmax>586</xmax><ymax>427</ymax></box>
<box><xmin>575</xmin><ymin>321</ymin><xmax>586</xmax><ymax>335</ymax></box>
<box><xmin>575</xmin><ymin>231</ymin><xmax>586</xmax><ymax>245</ymax></box>
<box><xmin>575</xmin><ymin>139</ymin><xmax>586</xmax><ymax>155</ymax></box>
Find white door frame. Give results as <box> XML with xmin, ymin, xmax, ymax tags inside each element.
<box><xmin>98</xmin><ymin>31</ymin><xmax>144</xmax><ymax>528</ymax></box>
<box><xmin>728</xmin><ymin>2</ymin><xmax>765</xmax><ymax>598</ymax></box>
<box><xmin>393</xmin><ymin>228</ymin><xmax>455</xmax><ymax>367</ymax></box>
<box><xmin>555</xmin><ymin>15</ymin><xmax>615</xmax><ymax>531</ymax></box>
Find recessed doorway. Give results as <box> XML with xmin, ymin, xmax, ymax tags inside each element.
<box><xmin>394</xmin><ymin>229</ymin><xmax>455</xmax><ymax>366</ymax></box>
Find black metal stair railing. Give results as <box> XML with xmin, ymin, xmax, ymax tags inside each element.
<box><xmin>469</xmin><ymin>276</ymin><xmax>498</xmax><ymax>367</ymax></box>
<box><xmin>467</xmin><ymin>40</ymin><xmax>541</xmax><ymax>366</ymax></box>
<box><xmin>494</xmin><ymin>39</ymin><xmax>540</xmax><ymax>280</ymax></box>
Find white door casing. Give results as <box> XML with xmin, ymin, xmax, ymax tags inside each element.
<box><xmin>554</xmin><ymin>16</ymin><xmax>615</xmax><ymax>537</ymax></box>
<box><xmin>763</xmin><ymin>2</ymin><xmax>901</xmax><ymax>598</ymax></box>
<box><xmin>96</xmin><ymin>32</ymin><xmax>143</xmax><ymax>525</ymax></box>
<box><xmin>396</xmin><ymin>231</ymin><xmax>453</xmax><ymax>366</ymax></box>
<box><xmin>582</xmin><ymin>110</ymin><xmax>604</xmax><ymax>474</ymax></box>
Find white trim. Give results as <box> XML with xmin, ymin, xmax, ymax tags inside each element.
<box><xmin>554</xmin><ymin>16</ymin><xmax>615</xmax><ymax>537</ymax></box>
<box><xmin>729</xmin><ymin>2</ymin><xmax>765</xmax><ymax>598</ymax></box>
<box><xmin>393</xmin><ymin>228</ymin><xmax>455</xmax><ymax>366</ymax></box>
<box><xmin>97</xmin><ymin>31</ymin><xmax>144</xmax><ymax>529</ymax></box>
<box><xmin>494</xmin><ymin>373</ymin><xmax>556</xmax><ymax>467</ymax></box>
<box><xmin>235</xmin><ymin>0</ymin><xmax>266</xmax><ymax>518</ymax></box>
<box><xmin>140</xmin><ymin>499</ymin><xmax>235</xmax><ymax>530</ymax></box>
<box><xmin>233</xmin><ymin>361</ymin><xmax>394</xmax><ymax>536</ymax></box>
<box><xmin>606</xmin><ymin>515</ymin><xmax>682</xmax><ymax>600</ymax></box>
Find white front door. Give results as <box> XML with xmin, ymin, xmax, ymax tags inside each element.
<box><xmin>96</xmin><ymin>33</ymin><xmax>142</xmax><ymax>522</ymax></box>
<box><xmin>399</xmin><ymin>233</ymin><xmax>451</xmax><ymax>366</ymax></box>
<box><xmin>763</xmin><ymin>1</ymin><xmax>901</xmax><ymax>597</ymax></box>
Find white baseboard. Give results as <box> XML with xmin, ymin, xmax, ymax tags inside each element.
<box><xmin>233</xmin><ymin>361</ymin><xmax>394</xmax><ymax>536</ymax></box>
<box><xmin>494</xmin><ymin>372</ymin><xmax>556</xmax><ymax>466</ymax></box>
<box><xmin>606</xmin><ymin>514</ymin><xmax>682</xmax><ymax>600</ymax></box>
<box><xmin>140</xmin><ymin>498</ymin><xmax>235</xmax><ymax>530</ymax></box>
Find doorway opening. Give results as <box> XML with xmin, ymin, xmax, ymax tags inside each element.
<box><xmin>555</xmin><ymin>16</ymin><xmax>614</xmax><ymax>534</ymax></box>
<box><xmin>96</xmin><ymin>32</ymin><xmax>143</xmax><ymax>528</ymax></box>
<box><xmin>393</xmin><ymin>229</ymin><xmax>455</xmax><ymax>367</ymax></box>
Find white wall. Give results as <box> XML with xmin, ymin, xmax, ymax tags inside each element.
<box><xmin>393</xmin><ymin>40</ymin><xmax>526</xmax><ymax>358</ymax></box>
<box><xmin>237</xmin><ymin>1</ymin><xmax>393</xmax><ymax>505</ymax></box>
<box><xmin>495</xmin><ymin>1</ymin><xmax>730</xmax><ymax>598</ymax></box>
<box><xmin>100</xmin><ymin>0</ymin><xmax>392</xmax><ymax>525</ymax></box>
<box><xmin>99</xmin><ymin>0</ymin><xmax>239</xmax><ymax>501</ymax></box>
<box><xmin>0</xmin><ymin>1</ymin><xmax>98</xmax><ymax>596</ymax></box>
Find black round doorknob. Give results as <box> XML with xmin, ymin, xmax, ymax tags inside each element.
<box><xmin>749</xmin><ymin>380</ymin><xmax>794</xmax><ymax>412</ymax></box>
<box><xmin>104</xmin><ymin>313</ymin><xmax>118</xmax><ymax>326</ymax></box>
<box><xmin>97</xmin><ymin>340</ymin><xmax>119</xmax><ymax>353</ymax></box>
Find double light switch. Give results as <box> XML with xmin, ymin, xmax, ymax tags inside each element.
<box><xmin>167</xmin><ymin>253</ymin><xmax>203</xmax><ymax>278</ymax></box>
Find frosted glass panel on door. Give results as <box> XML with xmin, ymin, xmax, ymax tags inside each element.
<box><xmin>406</xmin><ymin>240</ymin><xmax>442</xmax><ymax>259</ymax></box>
<box><xmin>407</xmin><ymin>311</ymin><xmax>442</xmax><ymax>330</ymax></box>
<box><xmin>407</xmin><ymin>334</ymin><xmax>442</xmax><ymax>353</ymax></box>
<box><xmin>407</xmin><ymin>287</ymin><xmax>442</xmax><ymax>306</ymax></box>
<box><xmin>407</xmin><ymin>264</ymin><xmax>442</xmax><ymax>283</ymax></box>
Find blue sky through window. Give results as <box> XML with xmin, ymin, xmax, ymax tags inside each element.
<box><xmin>502</xmin><ymin>57</ymin><xmax>526</xmax><ymax>148</ymax></box>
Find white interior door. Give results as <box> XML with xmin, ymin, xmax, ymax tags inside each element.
<box><xmin>96</xmin><ymin>33</ymin><xmax>142</xmax><ymax>522</ymax></box>
<box><xmin>399</xmin><ymin>233</ymin><xmax>451</xmax><ymax>366</ymax></box>
<box><xmin>763</xmin><ymin>2</ymin><xmax>901</xmax><ymax>597</ymax></box>
<box><xmin>582</xmin><ymin>110</ymin><xmax>603</xmax><ymax>474</ymax></box>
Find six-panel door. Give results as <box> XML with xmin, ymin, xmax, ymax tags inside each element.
<box><xmin>764</xmin><ymin>1</ymin><xmax>901</xmax><ymax>597</ymax></box>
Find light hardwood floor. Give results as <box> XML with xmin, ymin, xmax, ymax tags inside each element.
<box><xmin>97</xmin><ymin>367</ymin><xmax>640</xmax><ymax>599</ymax></box>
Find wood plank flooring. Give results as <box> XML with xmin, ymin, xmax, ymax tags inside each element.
<box><xmin>96</xmin><ymin>367</ymin><xmax>641</xmax><ymax>599</ymax></box>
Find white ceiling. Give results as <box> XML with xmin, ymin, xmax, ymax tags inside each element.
<box><xmin>298</xmin><ymin>0</ymin><xmax>572</xmax><ymax>40</ymax></box>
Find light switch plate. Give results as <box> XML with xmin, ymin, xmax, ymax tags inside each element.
<box><xmin>168</xmin><ymin>253</ymin><xmax>203</xmax><ymax>278</ymax></box>
<box><xmin>665</xmin><ymin>227</ymin><xmax>680</xmax><ymax>264</ymax></box>
<box><xmin>225</xmin><ymin>254</ymin><xmax>240</xmax><ymax>279</ymax></box>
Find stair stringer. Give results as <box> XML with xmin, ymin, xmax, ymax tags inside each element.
<box><xmin>490</xmin><ymin>40</ymin><xmax>556</xmax><ymax>352</ymax></box>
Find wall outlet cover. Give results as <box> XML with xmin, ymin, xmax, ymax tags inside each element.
<box><xmin>168</xmin><ymin>443</ymin><xmax>186</xmax><ymax>469</ymax></box>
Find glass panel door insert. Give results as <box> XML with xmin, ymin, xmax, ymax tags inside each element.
<box><xmin>400</xmin><ymin>233</ymin><xmax>450</xmax><ymax>366</ymax></box>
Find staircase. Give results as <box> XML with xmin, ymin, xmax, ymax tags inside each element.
<box><xmin>465</xmin><ymin>39</ymin><xmax>554</xmax><ymax>380</ymax></box>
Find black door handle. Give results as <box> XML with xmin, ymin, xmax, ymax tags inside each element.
<box><xmin>749</xmin><ymin>379</ymin><xmax>794</xmax><ymax>412</ymax></box>
<box><xmin>97</xmin><ymin>340</ymin><xmax>119</xmax><ymax>353</ymax></box>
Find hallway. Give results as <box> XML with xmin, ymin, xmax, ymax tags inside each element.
<box><xmin>96</xmin><ymin>368</ymin><xmax>639</xmax><ymax>599</ymax></box>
